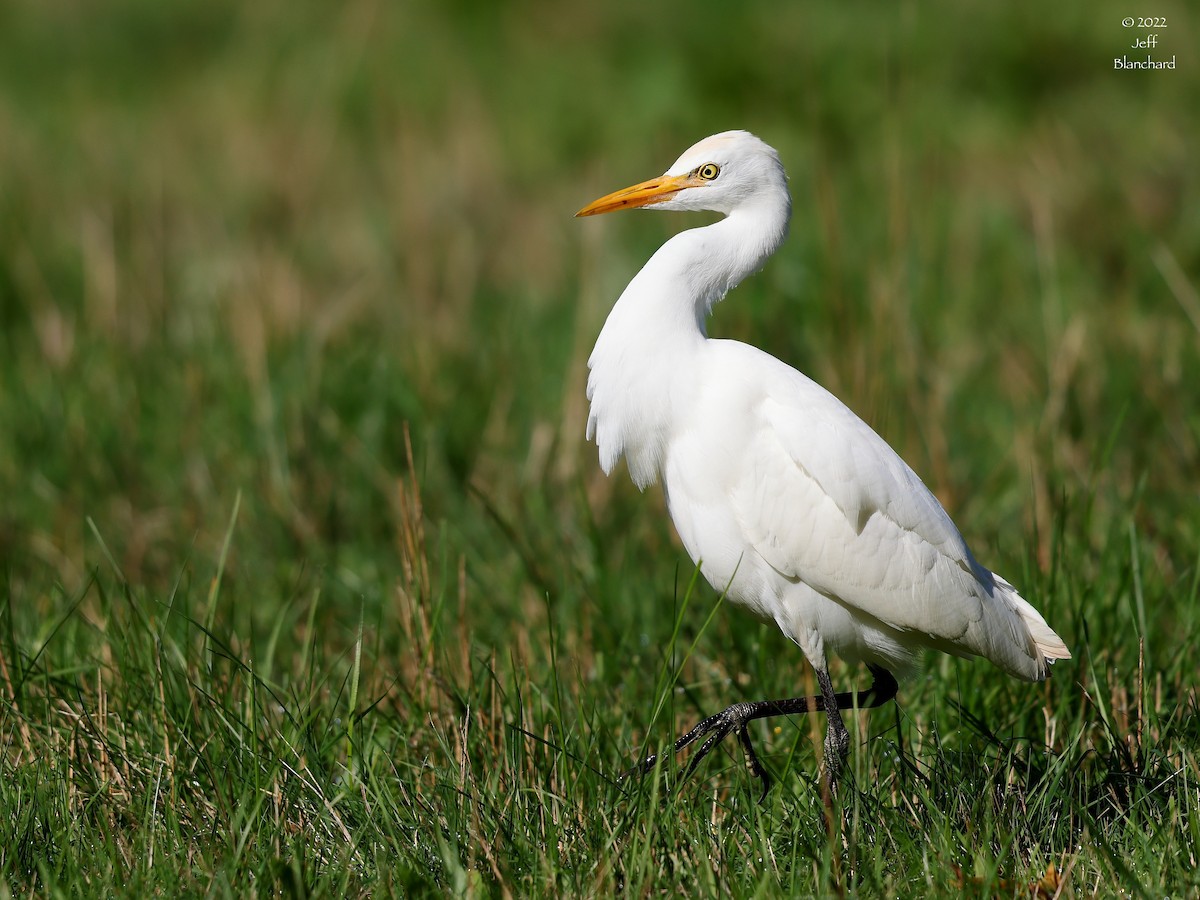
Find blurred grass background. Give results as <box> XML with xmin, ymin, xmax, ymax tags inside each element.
<box><xmin>1</xmin><ymin>0</ymin><xmax>1198</xmax><ymax>895</ymax></box>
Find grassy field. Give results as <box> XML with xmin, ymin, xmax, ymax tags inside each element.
<box><xmin>2</xmin><ymin>0</ymin><xmax>1198</xmax><ymax>895</ymax></box>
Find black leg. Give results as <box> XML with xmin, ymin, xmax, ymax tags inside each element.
<box><xmin>623</xmin><ymin>665</ymin><xmax>897</xmax><ymax>797</ymax></box>
<box><xmin>816</xmin><ymin>667</ymin><xmax>849</xmax><ymax>797</ymax></box>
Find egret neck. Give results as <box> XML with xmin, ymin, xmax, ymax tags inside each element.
<box><xmin>586</xmin><ymin>197</ymin><xmax>791</xmax><ymax>490</ymax></box>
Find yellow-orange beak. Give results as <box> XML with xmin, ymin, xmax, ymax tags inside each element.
<box><xmin>575</xmin><ymin>172</ymin><xmax>702</xmax><ymax>217</ymax></box>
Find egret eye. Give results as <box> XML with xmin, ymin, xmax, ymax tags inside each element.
<box><xmin>698</xmin><ymin>163</ymin><xmax>720</xmax><ymax>180</ymax></box>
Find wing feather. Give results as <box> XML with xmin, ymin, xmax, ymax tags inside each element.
<box><xmin>724</xmin><ymin>357</ymin><xmax>1053</xmax><ymax>674</ymax></box>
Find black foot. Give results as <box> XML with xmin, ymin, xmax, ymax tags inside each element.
<box><xmin>621</xmin><ymin>665</ymin><xmax>897</xmax><ymax>800</ymax></box>
<box><xmin>621</xmin><ymin>701</ymin><xmax>778</xmax><ymax>801</ymax></box>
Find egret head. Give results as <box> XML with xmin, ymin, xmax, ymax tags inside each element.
<box><xmin>576</xmin><ymin>131</ymin><xmax>789</xmax><ymax>218</ymax></box>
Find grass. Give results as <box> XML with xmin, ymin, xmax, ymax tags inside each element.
<box><xmin>1</xmin><ymin>0</ymin><xmax>1198</xmax><ymax>895</ymax></box>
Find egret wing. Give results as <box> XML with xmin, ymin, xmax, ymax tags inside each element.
<box><xmin>729</xmin><ymin>366</ymin><xmax>996</xmax><ymax>647</ymax></box>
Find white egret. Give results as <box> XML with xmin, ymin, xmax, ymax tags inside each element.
<box><xmin>575</xmin><ymin>131</ymin><xmax>1070</xmax><ymax>797</ymax></box>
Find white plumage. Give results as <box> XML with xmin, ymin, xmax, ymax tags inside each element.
<box><xmin>577</xmin><ymin>131</ymin><xmax>1069</xmax><ymax>795</ymax></box>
